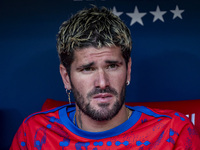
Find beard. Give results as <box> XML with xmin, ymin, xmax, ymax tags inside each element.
<box><xmin>71</xmin><ymin>82</ymin><xmax>126</xmax><ymax>121</ymax></box>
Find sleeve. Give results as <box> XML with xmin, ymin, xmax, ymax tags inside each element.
<box><xmin>174</xmin><ymin>118</ymin><xmax>200</xmax><ymax>149</ymax></box>
<box><xmin>10</xmin><ymin>122</ymin><xmax>28</xmax><ymax>150</ymax></box>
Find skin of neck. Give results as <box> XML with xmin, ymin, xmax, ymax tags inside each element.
<box><xmin>75</xmin><ymin>104</ymin><xmax>129</xmax><ymax>132</ymax></box>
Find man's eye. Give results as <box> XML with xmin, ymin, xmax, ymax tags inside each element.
<box><xmin>107</xmin><ymin>64</ymin><xmax>118</xmax><ymax>69</ymax></box>
<box><xmin>82</xmin><ymin>67</ymin><xmax>95</xmax><ymax>72</ymax></box>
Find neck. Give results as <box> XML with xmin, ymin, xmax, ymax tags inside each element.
<box><xmin>75</xmin><ymin>104</ymin><xmax>132</xmax><ymax>132</ymax></box>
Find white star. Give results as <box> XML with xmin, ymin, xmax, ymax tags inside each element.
<box><xmin>126</xmin><ymin>6</ymin><xmax>147</xmax><ymax>26</ymax></box>
<box><xmin>150</xmin><ymin>5</ymin><xmax>167</xmax><ymax>22</ymax></box>
<box><xmin>170</xmin><ymin>5</ymin><xmax>185</xmax><ymax>19</ymax></box>
<box><xmin>112</xmin><ymin>6</ymin><xmax>123</xmax><ymax>17</ymax></box>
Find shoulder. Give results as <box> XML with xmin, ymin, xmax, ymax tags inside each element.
<box><xmin>129</xmin><ymin>105</ymin><xmax>193</xmax><ymax>126</ymax></box>
<box><xmin>129</xmin><ymin>105</ymin><xmax>199</xmax><ymax>135</ymax></box>
<box><xmin>23</xmin><ymin>104</ymin><xmax>72</xmax><ymax>124</ymax></box>
<box><xmin>147</xmin><ymin>107</ymin><xmax>191</xmax><ymax>124</ymax></box>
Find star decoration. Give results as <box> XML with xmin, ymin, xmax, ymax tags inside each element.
<box><xmin>170</xmin><ymin>5</ymin><xmax>185</xmax><ymax>19</ymax></box>
<box><xmin>150</xmin><ymin>5</ymin><xmax>167</xmax><ymax>22</ymax></box>
<box><xmin>112</xmin><ymin>6</ymin><xmax>123</xmax><ymax>17</ymax></box>
<box><xmin>126</xmin><ymin>6</ymin><xmax>147</xmax><ymax>26</ymax></box>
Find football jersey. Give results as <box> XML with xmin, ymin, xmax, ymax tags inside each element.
<box><xmin>10</xmin><ymin>104</ymin><xmax>200</xmax><ymax>149</ymax></box>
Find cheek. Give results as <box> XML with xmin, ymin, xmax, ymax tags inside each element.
<box><xmin>71</xmin><ymin>73</ymin><xmax>93</xmax><ymax>96</ymax></box>
<box><xmin>109</xmin><ymin>71</ymin><xmax>127</xmax><ymax>86</ymax></box>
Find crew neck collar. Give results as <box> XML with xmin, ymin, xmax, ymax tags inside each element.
<box><xmin>59</xmin><ymin>104</ymin><xmax>141</xmax><ymax>139</ymax></box>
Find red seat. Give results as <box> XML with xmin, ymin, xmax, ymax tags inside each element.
<box><xmin>42</xmin><ymin>98</ymin><xmax>200</xmax><ymax>134</ymax></box>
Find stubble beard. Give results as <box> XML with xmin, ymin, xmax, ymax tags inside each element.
<box><xmin>71</xmin><ymin>82</ymin><xmax>126</xmax><ymax>121</ymax></box>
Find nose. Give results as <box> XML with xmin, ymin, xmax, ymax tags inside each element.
<box><xmin>95</xmin><ymin>69</ymin><xmax>109</xmax><ymax>89</ymax></box>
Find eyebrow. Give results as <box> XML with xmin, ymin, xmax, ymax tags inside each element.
<box><xmin>76</xmin><ymin>60</ymin><xmax>123</xmax><ymax>70</ymax></box>
<box><xmin>105</xmin><ymin>60</ymin><xmax>123</xmax><ymax>65</ymax></box>
<box><xmin>77</xmin><ymin>62</ymin><xmax>94</xmax><ymax>70</ymax></box>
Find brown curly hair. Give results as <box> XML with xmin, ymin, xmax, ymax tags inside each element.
<box><xmin>57</xmin><ymin>6</ymin><xmax>132</xmax><ymax>75</ymax></box>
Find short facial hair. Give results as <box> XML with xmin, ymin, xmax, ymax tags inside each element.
<box><xmin>71</xmin><ymin>82</ymin><xmax>126</xmax><ymax>121</ymax></box>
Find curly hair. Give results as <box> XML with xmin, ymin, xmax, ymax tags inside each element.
<box><xmin>57</xmin><ymin>6</ymin><xmax>132</xmax><ymax>75</ymax></box>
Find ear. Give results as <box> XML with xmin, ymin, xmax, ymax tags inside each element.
<box><xmin>126</xmin><ymin>57</ymin><xmax>132</xmax><ymax>83</ymax></box>
<box><xmin>59</xmin><ymin>64</ymin><xmax>72</xmax><ymax>90</ymax></box>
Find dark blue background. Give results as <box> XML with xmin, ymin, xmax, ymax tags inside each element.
<box><xmin>1</xmin><ymin>0</ymin><xmax>200</xmax><ymax>149</ymax></box>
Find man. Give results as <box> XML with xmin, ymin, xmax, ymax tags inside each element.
<box><xmin>10</xmin><ymin>6</ymin><xmax>200</xmax><ymax>149</ymax></box>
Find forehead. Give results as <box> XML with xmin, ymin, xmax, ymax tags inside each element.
<box><xmin>73</xmin><ymin>46</ymin><xmax>123</xmax><ymax>63</ymax></box>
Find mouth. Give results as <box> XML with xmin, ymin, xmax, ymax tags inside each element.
<box><xmin>92</xmin><ymin>93</ymin><xmax>113</xmax><ymax>102</ymax></box>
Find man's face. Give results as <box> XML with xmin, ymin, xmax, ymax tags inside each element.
<box><xmin>61</xmin><ymin>46</ymin><xmax>131</xmax><ymax>121</ymax></box>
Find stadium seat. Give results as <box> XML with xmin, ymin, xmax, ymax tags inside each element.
<box><xmin>42</xmin><ymin>98</ymin><xmax>200</xmax><ymax>134</ymax></box>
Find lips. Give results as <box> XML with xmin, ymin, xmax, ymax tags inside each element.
<box><xmin>92</xmin><ymin>93</ymin><xmax>113</xmax><ymax>101</ymax></box>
